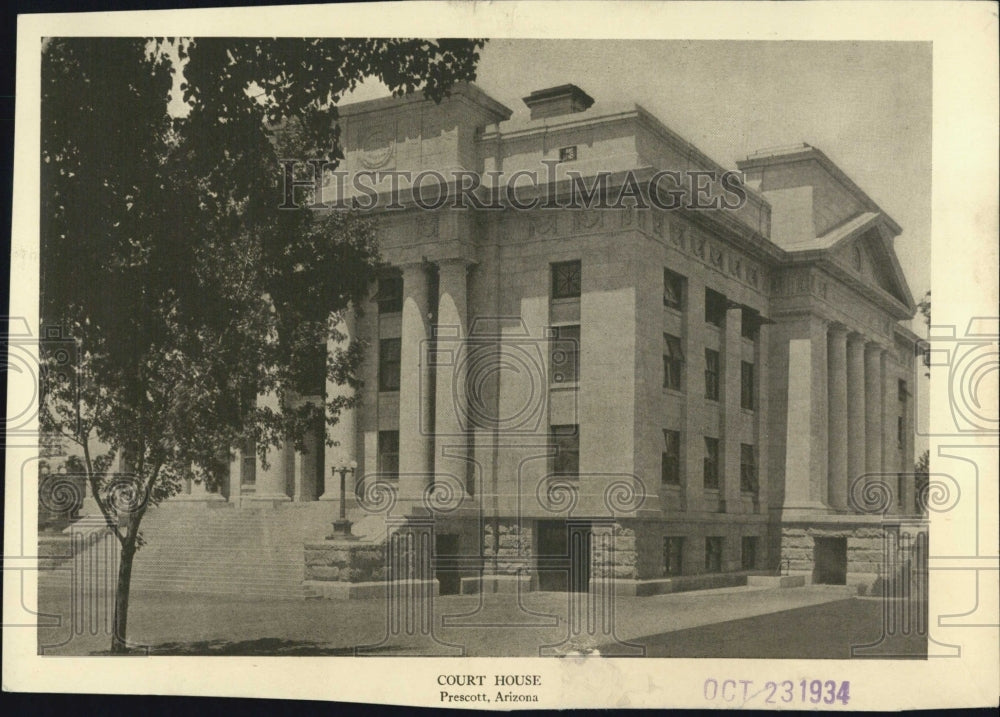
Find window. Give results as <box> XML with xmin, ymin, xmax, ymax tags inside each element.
<box><xmin>704</xmin><ymin>349</ymin><xmax>720</xmax><ymax>401</ymax></box>
<box><xmin>551</xmin><ymin>260</ymin><xmax>581</xmax><ymax>300</ymax></box>
<box><xmin>550</xmin><ymin>325</ymin><xmax>580</xmax><ymax>384</ymax></box>
<box><xmin>376</xmin><ymin>271</ymin><xmax>403</xmax><ymax>314</ymax></box>
<box><xmin>740</xmin><ymin>443</ymin><xmax>758</xmax><ymax>493</ymax></box>
<box><xmin>377</xmin><ymin>431</ymin><xmax>399</xmax><ymax>480</ymax></box>
<box><xmin>663</xmin><ymin>268</ymin><xmax>684</xmax><ymax>309</ymax></box>
<box><xmin>240</xmin><ymin>438</ymin><xmax>256</xmax><ymax>486</ymax></box>
<box><xmin>703</xmin><ymin>437</ymin><xmax>720</xmax><ymax>489</ymax></box>
<box><xmin>705</xmin><ymin>537</ymin><xmax>723</xmax><ymax>573</ymax></box>
<box><xmin>897</xmin><ymin>416</ymin><xmax>905</xmax><ymax>449</ymax></box>
<box><xmin>550</xmin><ymin>425</ymin><xmax>579</xmax><ymax>478</ymax></box>
<box><xmin>661</xmin><ymin>429</ymin><xmax>681</xmax><ymax>485</ymax></box>
<box><xmin>663</xmin><ymin>333</ymin><xmax>683</xmax><ymax>390</ymax></box>
<box><xmin>663</xmin><ymin>537</ymin><xmax>684</xmax><ymax>576</ymax></box>
<box><xmin>898</xmin><ymin>379</ymin><xmax>909</xmax><ymax>402</ymax></box>
<box><xmin>705</xmin><ymin>288</ymin><xmax>727</xmax><ymax>326</ymax></box>
<box><xmin>741</xmin><ymin>361</ymin><xmax>755</xmax><ymax>410</ymax></box>
<box><xmin>741</xmin><ymin>537</ymin><xmax>757</xmax><ymax>570</ymax></box>
<box><xmin>378</xmin><ymin>337</ymin><xmax>401</xmax><ymax>391</ymax></box>
<box><xmin>853</xmin><ymin>245</ymin><xmax>863</xmax><ymax>270</ymax></box>
<box><xmin>559</xmin><ymin>145</ymin><xmax>577</xmax><ymax>162</ymax></box>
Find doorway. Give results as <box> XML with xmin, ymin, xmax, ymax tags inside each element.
<box><xmin>435</xmin><ymin>533</ymin><xmax>461</xmax><ymax>595</ymax></box>
<box><xmin>813</xmin><ymin>537</ymin><xmax>848</xmax><ymax>585</ymax></box>
<box><xmin>536</xmin><ymin>520</ymin><xmax>592</xmax><ymax>592</ymax></box>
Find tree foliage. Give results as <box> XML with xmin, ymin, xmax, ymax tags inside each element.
<box><xmin>40</xmin><ymin>36</ymin><xmax>485</xmax><ymax>652</ymax></box>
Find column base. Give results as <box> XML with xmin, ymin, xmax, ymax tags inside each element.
<box><xmin>781</xmin><ymin>501</ymin><xmax>833</xmax><ymax>521</ymax></box>
<box><xmin>169</xmin><ymin>493</ymin><xmax>227</xmax><ymax>503</ymax></box>
<box><xmin>243</xmin><ymin>493</ymin><xmax>291</xmax><ymax>505</ymax></box>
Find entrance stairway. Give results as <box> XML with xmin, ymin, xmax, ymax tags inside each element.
<box><xmin>41</xmin><ymin>501</ymin><xmax>359</xmax><ymax>600</ymax></box>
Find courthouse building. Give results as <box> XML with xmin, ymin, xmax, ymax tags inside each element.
<box><xmin>163</xmin><ymin>83</ymin><xmax>923</xmax><ymax>596</ymax></box>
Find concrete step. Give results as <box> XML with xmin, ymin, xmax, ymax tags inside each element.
<box><xmin>57</xmin><ymin>502</ymin><xmax>344</xmax><ymax>600</ymax></box>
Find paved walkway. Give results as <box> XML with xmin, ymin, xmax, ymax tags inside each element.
<box><xmin>35</xmin><ymin>580</ymin><xmax>921</xmax><ymax>657</ymax></box>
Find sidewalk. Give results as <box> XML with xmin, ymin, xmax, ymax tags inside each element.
<box><xmin>36</xmin><ymin>579</ymin><xmax>890</xmax><ymax>657</ymax></box>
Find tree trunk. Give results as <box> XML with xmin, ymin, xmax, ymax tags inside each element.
<box><xmin>111</xmin><ymin>534</ymin><xmax>137</xmax><ymax>654</ymax></box>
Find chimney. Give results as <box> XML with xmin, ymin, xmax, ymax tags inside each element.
<box><xmin>522</xmin><ymin>84</ymin><xmax>595</xmax><ymax>120</ymax></box>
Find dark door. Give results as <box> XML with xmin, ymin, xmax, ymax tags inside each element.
<box><xmin>537</xmin><ymin>521</ymin><xmax>591</xmax><ymax>592</ymax></box>
<box><xmin>435</xmin><ymin>533</ymin><xmax>461</xmax><ymax>595</ymax></box>
<box><xmin>813</xmin><ymin>537</ymin><xmax>848</xmax><ymax>585</ymax></box>
<box><xmin>568</xmin><ymin>523</ymin><xmax>592</xmax><ymax>593</ymax></box>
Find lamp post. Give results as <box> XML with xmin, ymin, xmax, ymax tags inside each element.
<box><xmin>328</xmin><ymin>461</ymin><xmax>358</xmax><ymax>540</ymax></box>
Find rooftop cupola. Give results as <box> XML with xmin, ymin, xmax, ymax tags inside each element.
<box><xmin>522</xmin><ymin>84</ymin><xmax>595</xmax><ymax>120</ymax></box>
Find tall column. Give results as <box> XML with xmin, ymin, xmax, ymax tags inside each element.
<box><xmin>293</xmin><ymin>425</ymin><xmax>320</xmax><ymax>501</ymax></box>
<box><xmin>781</xmin><ymin>316</ymin><xmax>829</xmax><ymax>511</ymax></box>
<box><xmin>321</xmin><ymin>307</ymin><xmax>358</xmax><ymax>502</ymax></box>
<box><xmin>864</xmin><ymin>343</ymin><xmax>885</xmax><ymax>476</ymax></box>
<box><xmin>246</xmin><ymin>392</ymin><xmax>291</xmax><ymax>502</ymax></box>
<box><xmin>398</xmin><ymin>263</ymin><xmax>434</xmax><ymax>505</ymax></box>
<box><xmin>434</xmin><ymin>259</ymin><xmax>471</xmax><ymax>496</ymax></box>
<box><xmin>754</xmin><ymin>322</ymin><xmax>769</xmax><ymax>515</ymax></box>
<box><xmin>846</xmin><ymin>333</ymin><xmax>867</xmax><ymax>497</ymax></box>
<box><xmin>881</xmin><ymin>353</ymin><xmax>897</xmax><ymax>479</ymax></box>
<box><xmin>682</xmin><ymin>277</ymin><xmax>706</xmax><ymax>514</ymax></box>
<box><xmin>827</xmin><ymin>325</ymin><xmax>849</xmax><ymax>510</ymax></box>
<box><xmin>722</xmin><ymin>305</ymin><xmax>743</xmax><ymax>513</ymax></box>
<box><xmin>901</xmin><ymin>359</ymin><xmax>916</xmax><ymax>514</ymax></box>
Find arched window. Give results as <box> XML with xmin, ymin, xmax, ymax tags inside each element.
<box><xmin>853</xmin><ymin>245</ymin><xmax>863</xmax><ymax>271</ymax></box>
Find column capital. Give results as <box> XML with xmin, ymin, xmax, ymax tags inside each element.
<box><xmin>828</xmin><ymin>322</ymin><xmax>849</xmax><ymax>336</ymax></box>
<box><xmin>865</xmin><ymin>340</ymin><xmax>889</xmax><ymax>356</ymax></box>
<box><xmin>436</xmin><ymin>256</ymin><xmax>476</xmax><ymax>272</ymax></box>
<box><xmin>400</xmin><ymin>260</ymin><xmax>430</xmax><ymax>276</ymax></box>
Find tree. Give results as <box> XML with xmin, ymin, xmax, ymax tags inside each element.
<box><xmin>40</xmin><ymin>37</ymin><xmax>485</xmax><ymax>653</ymax></box>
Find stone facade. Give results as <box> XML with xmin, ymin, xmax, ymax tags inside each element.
<box><xmin>304</xmin><ymin>541</ymin><xmax>386</xmax><ymax>583</ymax></box>
<box><xmin>208</xmin><ymin>83</ymin><xmax>924</xmax><ymax>597</ymax></box>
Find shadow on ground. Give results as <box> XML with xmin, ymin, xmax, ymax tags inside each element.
<box><xmin>91</xmin><ymin>638</ymin><xmax>356</xmax><ymax>656</ymax></box>
<box><xmin>609</xmin><ymin>598</ymin><xmax>927</xmax><ymax>659</ymax></box>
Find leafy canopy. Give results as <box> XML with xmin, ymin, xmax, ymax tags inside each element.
<box><xmin>40</xmin><ymin>37</ymin><xmax>485</xmax><ymax>529</ymax></box>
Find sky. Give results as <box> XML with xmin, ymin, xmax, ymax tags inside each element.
<box><xmin>345</xmin><ymin>39</ymin><xmax>933</xmax><ymax>315</ymax></box>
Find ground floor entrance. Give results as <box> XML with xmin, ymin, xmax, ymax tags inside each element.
<box><xmin>812</xmin><ymin>537</ymin><xmax>848</xmax><ymax>585</ymax></box>
<box><xmin>536</xmin><ymin>520</ymin><xmax>592</xmax><ymax>592</ymax></box>
<box><xmin>435</xmin><ymin>533</ymin><xmax>461</xmax><ymax>595</ymax></box>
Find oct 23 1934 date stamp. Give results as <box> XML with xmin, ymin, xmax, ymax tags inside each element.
<box><xmin>702</xmin><ymin>678</ymin><xmax>851</xmax><ymax>707</ymax></box>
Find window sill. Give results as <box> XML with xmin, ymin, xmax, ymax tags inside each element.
<box><xmin>663</xmin><ymin>387</ymin><xmax>684</xmax><ymax>397</ymax></box>
<box><xmin>550</xmin><ymin>297</ymin><xmax>580</xmax><ymax>306</ymax></box>
<box><xmin>741</xmin><ymin>408</ymin><xmax>755</xmax><ymax>416</ymax></box>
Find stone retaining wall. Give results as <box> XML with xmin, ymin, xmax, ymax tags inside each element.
<box><xmin>780</xmin><ymin>522</ymin><xmax>928</xmax><ymax>595</ymax></box>
<box><xmin>304</xmin><ymin>541</ymin><xmax>387</xmax><ymax>583</ymax></box>
<box><xmin>481</xmin><ymin>521</ymin><xmax>532</xmax><ymax>575</ymax></box>
<box><xmin>592</xmin><ymin>523</ymin><xmax>638</xmax><ymax>580</ymax></box>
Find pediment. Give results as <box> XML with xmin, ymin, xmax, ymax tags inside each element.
<box><xmin>828</xmin><ymin>219</ymin><xmax>915</xmax><ymax>311</ymax></box>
